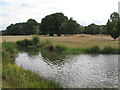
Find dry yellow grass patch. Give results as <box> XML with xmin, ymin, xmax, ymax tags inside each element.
<box><xmin>1</xmin><ymin>35</ymin><xmax>33</xmax><ymax>43</ymax></box>
<box><xmin>1</xmin><ymin>34</ymin><xmax>119</xmax><ymax>48</ymax></box>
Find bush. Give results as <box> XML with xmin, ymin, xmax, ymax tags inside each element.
<box><xmin>16</xmin><ymin>36</ymin><xmax>40</xmax><ymax>47</ymax></box>
<box><xmin>16</xmin><ymin>39</ymin><xmax>33</xmax><ymax>47</ymax></box>
<box><xmin>40</xmin><ymin>39</ymin><xmax>52</xmax><ymax>47</ymax></box>
<box><xmin>56</xmin><ymin>44</ymin><xmax>67</xmax><ymax>52</ymax></box>
<box><xmin>102</xmin><ymin>47</ymin><xmax>113</xmax><ymax>54</ymax></box>
<box><xmin>43</xmin><ymin>45</ymin><xmax>56</xmax><ymax>51</ymax></box>
<box><xmin>102</xmin><ymin>47</ymin><xmax>120</xmax><ymax>54</ymax></box>
<box><xmin>32</xmin><ymin>36</ymin><xmax>40</xmax><ymax>45</ymax></box>
<box><xmin>86</xmin><ymin>46</ymin><xmax>101</xmax><ymax>54</ymax></box>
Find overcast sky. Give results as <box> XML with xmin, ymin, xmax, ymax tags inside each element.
<box><xmin>0</xmin><ymin>0</ymin><xmax>119</xmax><ymax>30</ymax></box>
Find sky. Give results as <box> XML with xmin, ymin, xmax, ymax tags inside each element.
<box><xmin>0</xmin><ymin>0</ymin><xmax>119</xmax><ymax>30</ymax></box>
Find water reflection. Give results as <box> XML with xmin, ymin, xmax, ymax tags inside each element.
<box><xmin>18</xmin><ymin>47</ymin><xmax>40</xmax><ymax>57</ymax></box>
<box><xmin>15</xmin><ymin>50</ymin><xmax>118</xmax><ymax>88</ymax></box>
<box><xmin>40</xmin><ymin>49</ymin><xmax>67</xmax><ymax>66</ymax></box>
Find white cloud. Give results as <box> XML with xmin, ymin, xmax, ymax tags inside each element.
<box><xmin>0</xmin><ymin>0</ymin><xmax>119</xmax><ymax>30</ymax></box>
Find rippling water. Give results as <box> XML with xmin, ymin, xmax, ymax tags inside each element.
<box><xmin>15</xmin><ymin>52</ymin><xmax>118</xmax><ymax>88</ymax></box>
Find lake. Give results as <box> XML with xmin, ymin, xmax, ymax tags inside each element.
<box><xmin>15</xmin><ymin>51</ymin><xmax>119</xmax><ymax>88</ymax></box>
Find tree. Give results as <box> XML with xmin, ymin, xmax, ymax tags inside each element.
<box><xmin>84</xmin><ymin>23</ymin><xmax>100</xmax><ymax>35</ymax></box>
<box><xmin>40</xmin><ymin>12</ymin><xmax>68</xmax><ymax>36</ymax></box>
<box><xmin>110</xmin><ymin>12</ymin><xmax>119</xmax><ymax>21</ymax></box>
<box><xmin>106</xmin><ymin>12</ymin><xmax>120</xmax><ymax>40</ymax></box>
<box><xmin>59</xmin><ymin>18</ymin><xmax>81</xmax><ymax>35</ymax></box>
<box><xmin>77</xmin><ymin>25</ymin><xmax>84</xmax><ymax>34</ymax></box>
<box><xmin>26</xmin><ymin>19</ymin><xmax>39</xmax><ymax>35</ymax></box>
<box><xmin>112</xmin><ymin>20</ymin><xmax>120</xmax><ymax>40</ymax></box>
<box><xmin>106</xmin><ymin>19</ymin><xmax>112</xmax><ymax>35</ymax></box>
<box><xmin>3</xmin><ymin>19</ymin><xmax>39</xmax><ymax>35</ymax></box>
<box><xmin>110</xmin><ymin>26</ymin><xmax>119</xmax><ymax>40</ymax></box>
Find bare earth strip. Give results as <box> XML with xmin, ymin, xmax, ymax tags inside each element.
<box><xmin>1</xmin><ymin>34</ymin><xmax>119</xmax><ymax>48</ymax></box>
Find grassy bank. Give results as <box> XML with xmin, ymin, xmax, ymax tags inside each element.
<box><xmin>2</xmin><ymin>36</ymin><xmax>119</xmax><ymax>88</ymax></box>
<box><xmin>16</xmin><ymin>36</ymin><xmax>120</xmax><ymax>54</ymax></box>
<box><xmin>55</xmin><ymin>44</ymin><xmax>120</xmax><ymax>54</ymax></box>
<box><xmin>2</xmin><ymin>41</ymin><xmax>61</xmax><ymax>88</ymax></box>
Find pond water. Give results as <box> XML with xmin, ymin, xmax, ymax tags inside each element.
<box><xmin>15</xmin><ymin>50</ymin><xmax>119</xmax><ymax>88</ymax></box>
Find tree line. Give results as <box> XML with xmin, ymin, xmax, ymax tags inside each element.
<box><xmin>1</xmin><ymin>12</ymin><xmax>120</xmax><ymax>40</ymax></box>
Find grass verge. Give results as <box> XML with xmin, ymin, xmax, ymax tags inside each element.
<box><xmin>2</xmin><ymin>41</ymin><xmax>61</xmax><ymax>88</ymax></box>
<box><xmin>16</xmin><ymin>36</ymin><xmax>120</xmax><ymax>54</ymax></box>
<box><xmin>55</xmin><ymin>45</ymin><xmax>120</xmax><ymax>54</ymax></box>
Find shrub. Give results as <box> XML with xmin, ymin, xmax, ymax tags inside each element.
<box><xmin>32</xmin><ymin>36</ymin><xmax>40</xmax><ymax>45</ymax></box>
<box><xmin>16</xmin><ymin>39</ymin><xmax>33</xmax><ymax>47</ymax></box>
<box><xmin>43</xmin><ymin>45</ymin><xmax>56</xmax><ymax>51</ymax></box>
<box><xmin>86</xmin><ymin>46</ymin><xmax>101</xmax><ymax>54</ymax></box>
<box><xmin>40</xmin><ymin>39</ymin><xmax>52</xmax><ymax>47</ymax></box>
<box><xmin>16</xmin><ymin>36</ymin><xmax>40</xmax><ymax>47</ymax></box>
<box><xmin>102</xmin><ymin>47</ymin><xmax>113</xmax><ymax>54</ymax></box>
<box><xmin>56</xmin><ymin>44</ymin><xmax>67</xmax><ymax>52</ymax></box>
<box><xmin>102</xmin><ymin>47</ymin><xmax>120</xmax><ymax>54</ymax></box>
<box><xmin>45</xmin><ymin>39</ymin><xmax>52</xmax><ymax>45</ymax></box>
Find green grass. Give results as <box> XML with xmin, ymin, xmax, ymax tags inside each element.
<box><xmin>66</xmin><ymin>46</ymin><xmax>120</xmax><ymax>54</ymax></box>
<box><xmin>65</xmin><ymin>48</ymin><xmax>86</xmax><ymax>55</ymax></box>
<box><xmin>2</xmin><ymin>42</ymin><xmax>17</xmax><ymax>54</ymax></box>
<box><xmin>16</xmin><ymin>37</ymin><xmax>120</xmax><ymax>54</ymax></box>
<box><xmin>3</xmin><ymin>64</ymin><xmax>60</xmax><ymax>88</ymax></box>
<box><xmin>2</xmin><ymin>36</ymin><xmax>120</xmax><ymax>88</ymax></box>
<box><xmin>55</xmin><ymin>44</ymin><xmax>120</xmax><ymax>54</ymax></box>
<box><xmin>56</xmin><ymin>44</ymin><xmax>67</xmax><ymax>52</ymax></box>
<box><xmin>85</xmin><ymin>46</ymin><xmax>101</xmax><ymax>54</ymax></box>
<box><xmin>16</xmin><ymin>36</ymin><xmax>40</xmax><ymax>47</ymax></box>
<box><xmin>40</xmin><ymin>39</ymin><xmax>53</xmax><ymax>48</ymax></box>
<box><xmin>2</xmin><ymin>41</ymin><xmax>61</xmax><ymax>88</ymax></box>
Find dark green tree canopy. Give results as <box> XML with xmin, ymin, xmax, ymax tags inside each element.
<box><xmin>110</xmin><ymin>12</ymin><xmax>120</xmax><ymax>21</ymax></box>
<box><xmin>3</xmin><ymin>19</ymin><xmax>39</xmax><ymax>35</ymax></box>
<box><xmin>107</xmin><ymin>12</ymin><xmax>120</xmax><ymax>40</ymax></box>
<box><xmin>84</xmin><ymin>23</ymin><xmax>100</xmax><ymax>35</ymax></box>
<box><xmin>27</xmin><ymin>19</ymin><xmax>38</xmax><ymax>26</ymax></box>
<box><xmin>59</xmin><ymin>17</ymin><xmax>81</xmax><ymax>35</ymax></box>
<box><xmin>2</xmin><ymin>11</ymin><xmax>119</xmax><ymax>38</ymax></box>
<box><xmin>40</xmin><ymin>12</ymin><xmax>68</xmax><ymax>36</ymax></box>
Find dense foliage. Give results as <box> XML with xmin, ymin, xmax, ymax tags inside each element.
<box><xmin>106</xmin><ymin>12</ymin><xmax>120</xmax><ymax>40</ymax></box>
<box><xmin>2</xmin><ymin>19</ymin><xmax>40</xmax><ymax>35</ymax></box>
<box><xmin>59</xmin><ymin>18</ymin><xmax>81</xmax><ymax>35</ymax></box>
<box><xmin>1</xmin><ymin>12</ymin><xmax>120</xmax><ymax>40</ymax></box>
<box><xmin>16</xmin><ymin>36</ymin><xmax>40</xmax><ymax>47</ymax></box>
<box><xmin>40</xmin><ymin>12</ymin><xmax>68</xmax><ymax>36</ymax></box>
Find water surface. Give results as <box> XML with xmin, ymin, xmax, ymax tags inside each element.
<box><xmin>15</xmin><ymin>52</ymin><xmax>118</xmax><ymax>88</ymax></box>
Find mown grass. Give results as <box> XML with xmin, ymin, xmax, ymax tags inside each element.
<box><xmin>2</xmin><ymin>40</ymin><xmax>61</xmax><ymax>88</ymax></box>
